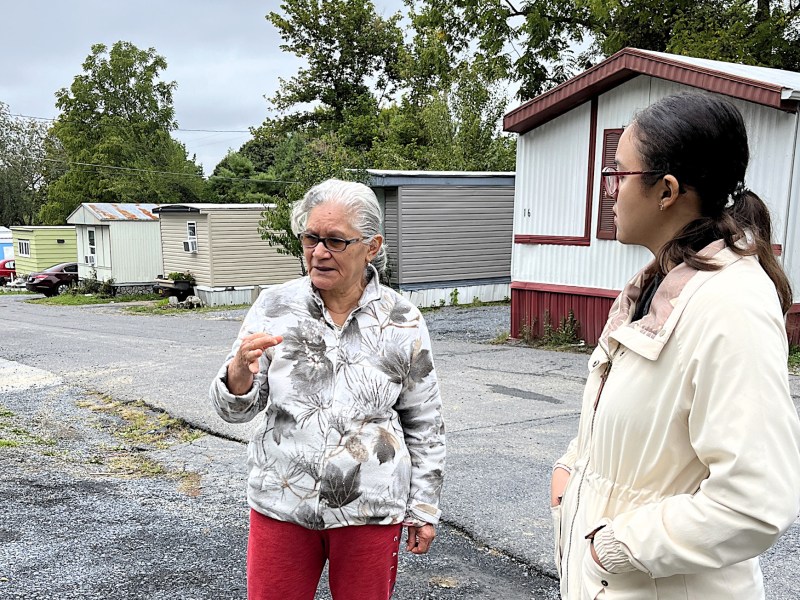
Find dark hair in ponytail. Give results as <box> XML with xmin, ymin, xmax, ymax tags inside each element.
<box><xmin>631</xmin><ymin>92</ymin><xmax>792</xmax><ymax>313</ymax></box>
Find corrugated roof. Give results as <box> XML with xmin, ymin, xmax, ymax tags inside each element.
<box><xmin>84</xmin><ymin>203</ymin><xmax>159</xmax><ymax>221</ymax></box>
<box><xmin>153</xmin><ymin>203</ymin><xmax>275</xmax><ymax>214</ymax></box>
<box><xmin>504</xmin><ymin>47</ymin><xmax>800</xmax><ymax>134</ymax></box>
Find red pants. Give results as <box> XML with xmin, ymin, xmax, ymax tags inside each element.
<box><xmin>247</xmin><ymin>509</ymin><xmax>403</xmax><ymax>600</ymax></box>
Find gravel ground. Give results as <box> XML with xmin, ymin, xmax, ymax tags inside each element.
<box><xmin>0</xmin><ymin>339</ymin><xmax>559</xmax><ymax>600</ymax></box>
<box><xmin>172</xmin><ymin>303</ymin><xmax>512</xmax><ymax>344</ymax></box>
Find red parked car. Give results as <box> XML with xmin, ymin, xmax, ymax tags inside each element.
<box><xmin>0</xmin><ymin>258</ymin><xmax>15</xmax><ymax>286</ymax></box>
<box><xmin>25</xmin><ymin>262</ymin><xmax>79</xmax><ymax>296</ymax></box>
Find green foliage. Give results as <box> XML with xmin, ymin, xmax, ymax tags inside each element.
<box><xmin>449</xmin><ymin>288</ymin><xmax>459</xmax><ymax>306</ymax></box>
<box><xmin>789</xmin><ymin>345</ymin><xmax>800</xmax><ymax>375</ymax></box>
<box><xmin>0</xmin><ymin>102</ymin><xmax>65</xmax><ymax>226</ymax></box>
<box><xmin>412</xmin><ymin>0</ymin><xmax>800</xmax><ymax>100</ymax></box>
<box><xmin>167</xmin><ymin>271</ymin><xmax>195</xmax><ymax>283</ymax></box>
<box><xmin>41</xmin><ymin>41</ymin><xmax>210</xmax><ymax>224</ymax></box>
<box><xmin>267</xmin><ymin>0</ymin><xmax>405</xmax><ymax>125</ymax></box>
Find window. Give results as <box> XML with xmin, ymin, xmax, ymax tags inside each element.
<box><xmin>184</xmin><ymin>221</ymin><xmax>198</xmax><ymax>253</ymax></box>
<box><xmin>597</xmin><ymin>129</ymin><xmax>623</xmax><ymax>240</ymax></box>
<box><xmin>18</xmin><ymin>240</ymin><xmax>30</xmax><ymax>257</ymax></box>
<box><xmin>86</xmin><ymin>228</ymin><xmax>96</xmax><ymax>265</ymax></box>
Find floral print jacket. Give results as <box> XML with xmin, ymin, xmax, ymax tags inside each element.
<box><xmin>209</xmin><ymin>267</ymin><xmax>446</xmax><ymax>530</ymax></box>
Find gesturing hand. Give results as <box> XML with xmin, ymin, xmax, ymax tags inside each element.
<box><xmin>237</xmin><ymin>332</ymin><xmax>283</xmax><ymax>374</ymax></box>
<box><xmin>226</xmin><ymin>332</ymin><xmax>283</xmax><ymax>395</ymax></box>
<box><xmin>406</xmin><ymin>524</ymin><xmax>436</xmax><ymax>555</ymax></box>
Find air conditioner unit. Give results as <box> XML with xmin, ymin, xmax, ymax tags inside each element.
<box><xmin>183</xmin><ymin>239</ymin><xmax>198</xmax><ymax>253</ymax></box>
<box><xmin>85</xmin><ymin>254</ymin><xmax>96</xmax><ymax>265</ymax></box>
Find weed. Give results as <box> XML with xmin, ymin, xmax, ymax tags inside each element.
<box><xmin>470</xmin><ymin>296</ymin><xmax>484</xmax><ymax>307</ymax></box>
<box><xmin>518</xmin><ymin>310</ymin><xmax>583</xmax><ymax>349</ymax></box>
<box><xmin>0</xmin><ymin>439</ymin><xmax>19</xmax><ymax>448</ymax></box>
<box><xmin>449</xmin><ymin>288</ymin><xmax>459</xmax><ymax>306</ymax></box>
<box><xmin>789</xmin><ymin>345</ymin><xmax>800</xmax><ymax>375</ymax></box>
<box><xmin>490</xmin><ymin>330</ymin><xmax>510</xmax><ymax>345</ymax></box>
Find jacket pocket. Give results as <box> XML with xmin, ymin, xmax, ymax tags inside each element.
<box><xmin>551</xmin><ymin>504</ymin><xmax>563</xmax><ymax>575</ymax></box>
<box><xmin>580</xmin><ymin>545</ymin><xmax>657</xmax><ymax>600</ymax></box>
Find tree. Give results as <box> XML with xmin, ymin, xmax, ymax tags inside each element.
<box><xmin>253</xmin><ymin>123</ymin><xmax>368</xmax><ymax>276</ymax></box>
<box><xmin>41</xmin><ymin>41</ymin><xmax>209</xmax><ymax>223</ymax></box>
<box><xmin>267</xmin><ymin>0</ymin><xmax>405</xmax><ymax>127</ymax></box>
<box><xmin>409</xmin><ymin>0</ymin><xmax>800</xmax><ymax>99</ymax></box>
<box><xmin>0</xmin><ymin>103</ymin><xmax>65</xmax><ymax>226</ymax></box>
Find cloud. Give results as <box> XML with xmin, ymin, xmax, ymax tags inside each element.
<box><xmin>0</xmin><ymin>0</ymin><xmax>303</xmax><ymax>174</ymax></box>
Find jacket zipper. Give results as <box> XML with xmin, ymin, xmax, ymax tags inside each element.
<box><xmin>562</xmin><ymin>353</ymin><xmax>613</xmax><ymax>588</ymax></box>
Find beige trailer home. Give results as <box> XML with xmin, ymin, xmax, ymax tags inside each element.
<box><xmin>153</xmin><ymin>203</ymin><xmax>303</xmax><ymax>306</ymax></box>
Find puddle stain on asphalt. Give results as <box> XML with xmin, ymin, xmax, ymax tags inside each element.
<box><xmin>486</xmin><ymin>384</ymin><xmax>564</xmax><ymax>404</ymax></box>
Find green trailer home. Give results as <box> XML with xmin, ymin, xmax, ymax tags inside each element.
<box><xmin>10</xmin><ymin>226</ymin><xmax>77</xmax><ymax>276</ymax></box>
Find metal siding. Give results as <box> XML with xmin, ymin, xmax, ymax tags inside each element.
<box><xmin>108</xmin><ymin>221</ymin><xmax>163</xmax><ymax>283</ymax></box>
<box><xmin>398</xmin><ymin>185</ymin><xmax>513</xmax><ymax>285</ymax></box>
<box><xmin>511</xmin><ymin>287</ymin><xmax>615</xmax><ymax>345</ymax></box>
<box><xmin>10</xmin><ymin>227</ymin><xmax>77</xmax><ymax>274</ymax></box>
<box><xmin>515</xmin><ymin>104</ymin><xmax>592</xmax><ymax>237</ymax></box>
<box><xmin>76</xmin><ymin>225</ymin><xmax>112</xmax><ymax>281</ymax></box>
<box><xmin>160</xmin><ymin>214</ymin><xmax>212</xmax><ymax>284</ymax></box>
<box><xmin>207</xmin><ymin>208</ymin><xmax>304</xmax><ymax>287</ymax></box>
<box><xmin>512</xmin><ymin>79</ymin><xmax>653</xmax><ymax>289</ymax></box>
<box><xmin>783</xmin><ymin>113</ymin><xmax>800</xmax><ymax>302</ymax></box>
<box><xmin>383</xmin><ymin>188</ymin><xmax>401</xmax><ymax>287</ymax></box>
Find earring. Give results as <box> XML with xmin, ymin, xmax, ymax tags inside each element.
<box><xmin>659</xmin><ymin>200</ymin><xmax>665</xmax><ymax>211</ymax></box>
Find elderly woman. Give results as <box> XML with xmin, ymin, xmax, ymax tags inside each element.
<box><xmin>209</xmin><ymin>179</ymin><xmax>446</xmax><ymax>600</ymax></box>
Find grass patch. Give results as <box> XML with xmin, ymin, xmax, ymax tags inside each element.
<box><xmin>29</xmin><ymin>293</ymin><xmax>160</xmax><ymax>306</ymax></box>
<box><xmin>789</xmin><ymin>345</ymin><xmax>800</xmax><ymax>375</ymax></box>
<box><xmin>489</xmin><ymin>330</ymin><xmax>510</xmax><ymax>345</ymax></box>
<box><xmin>123</xmin><ymin>301</ymin><xmax>251</xmax><ymax>315</ymax></box>
<box><xmin>77</xmin><ymin>394</ymin><xmax>204</xmax><ymax>449</ymax></box>
<box><xmin>0</xmin><ymin>405</ymin><xmax>56</xmax><ymax>447</ymax></box>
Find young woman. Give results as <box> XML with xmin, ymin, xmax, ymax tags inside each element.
<box><xmin>551</xmin><ymin>92</ymin><xmax>800</xmax><ymax>599</ymax></box>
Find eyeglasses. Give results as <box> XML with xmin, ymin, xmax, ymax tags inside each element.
<box><xmin>601</xmin><ymin>167</ymin><xmax>661</xmax><ymax>197</ymax></box>
<box><xmin>298</xmin><ymin>232</ymin><xmax>365</xmax><ymax>252</ymax></box>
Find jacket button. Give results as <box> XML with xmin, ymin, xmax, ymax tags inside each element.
<box><xmin>592</xmin><ymin>360</ymin><xmax>599</xmax><ymax>367</ymax></box>
<box><xmin>601</xmin><ymin>580</ymin><xmax>609</xmax><ymax>587</ymax></box>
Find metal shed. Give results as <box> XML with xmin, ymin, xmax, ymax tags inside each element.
<box><xmin>153</xmin><ymin>204</ymin><xmax>304</xmax><ymax>306</ymax></box>
<box><xmin>504</xmin><ymin>47</ymin><xmax>800</xmax><ymax>345</ymax></box>
<box><xmin>368</xmin><ymin>169</ymin><xmax>516</xmax><ymax>307</ymax></box>
<box><xmin>66</xmin><ymin>203</ymin><xmax>162</xmax><ymax>293</ymax></box>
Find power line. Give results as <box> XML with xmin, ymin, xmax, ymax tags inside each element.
<box><xmin>7</xmin><ymin>113</ymin><xmax>252</xmax><ymax>134</ymax></box>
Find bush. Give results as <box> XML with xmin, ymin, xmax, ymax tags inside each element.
<box><xmin>168</xmin><ymin>271</ymin><xmax>195</xmax><ymax>284</ymax></box>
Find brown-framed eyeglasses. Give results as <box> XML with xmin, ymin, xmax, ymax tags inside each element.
<box><xmin>601</xmin><ymin>167</ymin><xmax>661</xmax><ymax>197</ymax></box>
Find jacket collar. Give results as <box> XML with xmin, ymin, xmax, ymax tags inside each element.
<box><xmin>599</xmin><ymin>240</ymin><xmax>744</xmax><ymax>361</ymax></box>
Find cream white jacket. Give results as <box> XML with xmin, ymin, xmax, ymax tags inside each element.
<box><xmin>554</xmin><ymin>242</ymin><xmax>800</xmax><ymax>599</ymax></box>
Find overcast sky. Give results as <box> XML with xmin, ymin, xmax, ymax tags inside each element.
<box><xmin>0</xmin><ymin>0</ymin><xmax>402</xmax><ymax>175</ymax></box>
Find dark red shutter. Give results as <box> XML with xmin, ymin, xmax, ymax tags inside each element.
<box><xmin>596</xmin><ymin>129</ymin><xmax>622</xmax><ymax>240</ymax></box>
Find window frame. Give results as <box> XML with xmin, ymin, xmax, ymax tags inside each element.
<box><xmin>18</xmin><ymin>239</ymin><xmax>30</xmax><ymax>257</ymax></box>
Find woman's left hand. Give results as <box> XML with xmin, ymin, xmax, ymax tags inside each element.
<box><xmin>406</xmin><ymin>524</ymin><xmax>436</xmax><ymax>554</ymax></box>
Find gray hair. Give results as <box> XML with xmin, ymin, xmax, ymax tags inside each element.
<box><xmin>290</xmin><ymin>178</ymin><xmax>388</xmax><ymax>274</ymax></box>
